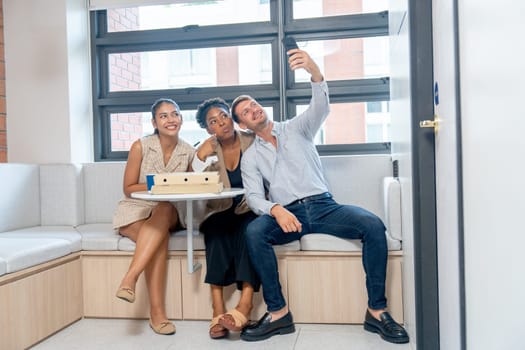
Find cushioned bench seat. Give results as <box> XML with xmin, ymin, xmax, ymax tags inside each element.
<box><xmin>300</xmin><ymin>233</ymin><xmax>402</xmax><ymax>252</ymax></box>
<box><xmin>0</xmin><ymin>226</ymin><xmax>82</xmax><ymax>252</ymax></box>
<box><xmin>0</xmin><ymin>237</ymin><xmax>72</xmax><ymax>274</ymax></box>
<box><xmin>1</xmin><ymin>157</ymin><xmax>405</xmax><ymax>350</ymax></box>
<box><xmin>273</xmin><ymin>240</ymin><xmax>301</xmax><ymax>252</ymax></box>
<box><xmin>115</xmin><ymin>229</ymin><xmax>301</xmax><ymax>252</ymax></box>
<box><xmin>1</xmin><ymin>156</ymin><xmax>403</xmax><ymax>271</ymax></box>
<box><xmin>76</xmin><ymin>223</ymin><xmax>121</xmax><ymax>250</ymax></box>
<box><xmin>117</xmin><ymin>230</ymin><xmax>205</xmax><ymax>251</ymax></box>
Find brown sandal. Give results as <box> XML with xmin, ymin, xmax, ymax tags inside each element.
<box><xmin>209</xmin><ymin>314</ymin><xmax>228</xmax><ymax>339</ymax></box>
<box><xmin>219</xmin><ymin>309</ymin><xmax>249</xmax><ymax>332</ymax></box>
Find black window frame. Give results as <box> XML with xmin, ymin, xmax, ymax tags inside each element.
<box><xmin>90</xmin><ymin>2</ymin><xmax>390</xmax><ymax>161</ymax></box>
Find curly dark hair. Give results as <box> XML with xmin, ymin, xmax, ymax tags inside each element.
<box><xmin>195</xmin><ymin>97</ymin><xmax>230</xmax><ymax>129</ymax></box>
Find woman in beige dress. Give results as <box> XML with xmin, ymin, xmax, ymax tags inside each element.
<box><xmin>113</xmin><ymin>98</ymin><xmax>195</xmax><ymax>335</ymax></box>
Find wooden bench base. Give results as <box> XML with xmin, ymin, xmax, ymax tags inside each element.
<box><xmin>0</xmin><ymin>250</ymin><xmax>403</xmax><ymax>349</ymax></box>
<box><xmin>0</xmin><ymin>254</ymin><xmax>83</xmax><ymax>350</ymax></box>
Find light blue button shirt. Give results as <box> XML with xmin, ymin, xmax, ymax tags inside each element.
<box><xmin>241</xmin><ymin>80</ymin><xmax>331</xmax><ymax>216</ymax></box>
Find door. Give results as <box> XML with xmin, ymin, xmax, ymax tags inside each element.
<box><xmin>391</xmin><ymin>1</ymin><xmax>440</xmax><ymax>348</ymax></box>
<box><xmin>430</xmin><ymin>1</ymin><xmax>465</xmax><ymax>349</ymax></box>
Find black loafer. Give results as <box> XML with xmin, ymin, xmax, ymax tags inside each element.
<box><xmin>240</xmin><ymin>311</ymin><xmax>295</xmax><ymax>342</ymax></box>
<box><xmin>364</xmin><ymin>310</ymin><xmax>409</xmax><ymax>344</ymax></box>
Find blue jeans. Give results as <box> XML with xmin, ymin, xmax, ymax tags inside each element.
<box><xmin>244</xmin><ymin>194</ymin><xmax>388</xmax><ymax>312</ymax></box>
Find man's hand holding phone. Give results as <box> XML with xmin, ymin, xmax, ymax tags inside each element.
<box><xmin>282</xmin><ymin>38</ymin><xmax>323</xmax><ymax>82</ymax></box>
<box><xmin>282</xmin><ymin>36</ymin><xmax>298</xmax><ymax>56</ymax></box>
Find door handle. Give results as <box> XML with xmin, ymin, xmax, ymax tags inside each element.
<box><xmin>419</xmin><ymin>115</ymin><xmax>439</xmax><ymax>131</ymax></box>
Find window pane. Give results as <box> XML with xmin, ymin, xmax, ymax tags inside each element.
<box><xmin>107</xmin><ymin>1</ymin><xmax>270</xmax><ymax>32</ymax></box>
<box><xmin>110</xmin><ymin>110</ymin><xmax>208</xmax><ymax>152</ymax></box>
<box><xmin>109</xmin><ymin>44</ymin><xmax>272</xmax><ymax>92</ymax></box>
<box><xmin>292</xmin><ymin>37</ymin><xmax>389</xmax><ymax>82</ymax></box>
<box><xmin>111</xmin><ymin>105</ymin><xmax>275</xmax><ymax>152</ymax></box>
<box><xmin>292</xmin><ymin>0</ymin><xmax>387</xmax><ymax>19</ymax></box>
<box><xmin>297</xmin><ymin>101</ymin><xmax>390</xmax><ymax>145</ymax></box>
<box><xmin>110</xmin><ymin>112</ymin><xmax>144</xmax><ymax>152</ymax></box>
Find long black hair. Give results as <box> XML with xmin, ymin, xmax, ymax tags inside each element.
<box><xmin>150</xmin><ymin>98</ymin><xmax>181</xmax><ymax>135</ymax></box>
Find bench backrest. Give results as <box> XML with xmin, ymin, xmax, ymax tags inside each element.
<box><xmin>0</xmin><ymin>164</ymin><xmax>40</xmax><ymax>232</ymax></box>
<box><xmin>321</xmin><ymin>154</ymin><xmax>393</xmax><ymax>223</ymax></box>
<box><xmin>82</xmin><ymin>162</ymin><xmax>127</xmax><ymax>224</ymax></box>
<box><xmin>40</xmin><ymin>164</ymin><xmax>84</xmax><ymax>226</ymax></box>
<box><xmin>1</xmin><ymin>156</ymin><xmax>395</xmax><ymax>233</ymax></box>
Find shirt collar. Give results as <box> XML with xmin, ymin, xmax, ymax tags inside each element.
<box><xmin>255</xmin><ymin>121</ymin><xmax>281</xmax><ymax>145</ymax></box>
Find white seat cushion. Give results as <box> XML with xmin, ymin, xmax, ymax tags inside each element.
<box><xmin>117</xmin><ymin>230</ymin><xmax>206</xmax><ymax>251</ymax></box>
<box><xmin>274</xmin><ymin>241</ymin><xmax>301</xmax><ymax>252</ymax></box>
<box><xmin>0</xmin><ymin>257</ymin><xmax>6</xmax><ymax>276</ymax></box>
<box><xmin>168</xmin><ymin>230</ymin><xmax>205</xmax><ymax>250</ymax></box>
<box><xmin>300</xmin><ymin>233</ymin><xmax>402</xmax><ymax>252</ymax></box>
<box><xmin>76</xmin><ymin>223</ymin><xmax>121</xmax><ymax>250</ymax></box>
<box><xmin>117</xmin><ymin>230</ymin><xmax>299</xmax><ymax>253</ymax></box>
<box><xmin>0</xmin><ymin>226</ymin><xmax>82</xmax><ymax>252</ymax></box>
<box><xmin>0</xmin><ymin>237</ymin><xmax>72</xmax><ymax>273</ymax></box>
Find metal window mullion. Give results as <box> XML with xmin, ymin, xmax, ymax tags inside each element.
<box><xmin>94</xmin><ymin>22</ymin><xmax>278</xmax><ymax>47</ymax></box>
<box><xmin>285</xmin><ymin>78</ymin><xmax>390</xmax><ymax>103</ymax></box>
<box><xmin>278</xmin><ymin>0</ymin><xmax>286</xmax><ymax>121</ymax></box>
<box><xmin>96</xmin><ymin>84</ymin><xmax>280</xmax><ymax>106</ymax></box>
<box><xmin>284</xmin><ymin>12</ymin><xmax>388</xmax><ymax>35</ymax></box>
<box><xmin>317</xmin><ymin>143</ymin><xmax>391</xmax><ymax>156</ymax></box>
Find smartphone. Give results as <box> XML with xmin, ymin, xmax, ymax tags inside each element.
<box><xmin>282</xmin><ymin>37</ymin><xmax>298</xmax><ymax>54</ymax></box>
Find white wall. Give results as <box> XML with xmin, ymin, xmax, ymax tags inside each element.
<box><xmin>459</xmin><ymin>2</ymin><xmax>525</xmax><ymax>349</ymax></box>
<box><xmin>389</xmin><ymin>0</ymin><xmax>416</xmax><ymax>348</ymax></box>
<box><xmin>4</xmin><ymin>0</ymin><xmax>92</xmax><ymax>163</ymax></box>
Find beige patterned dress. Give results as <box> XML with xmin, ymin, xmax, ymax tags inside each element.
<box><xmin>112</xmin><ymin>134</ymin><xmax>196</xmax><ymax>229</ymax></box>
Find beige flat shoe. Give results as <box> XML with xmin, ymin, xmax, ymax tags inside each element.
<box><xmin>149</xmin><ymin>319</ymin><xmax>176</xmax><ymax>335</ymax></box>
<box><xmin>115</xmin><ymin>286</ymin><xmax>135</xmax><ymax>303</ymax></box>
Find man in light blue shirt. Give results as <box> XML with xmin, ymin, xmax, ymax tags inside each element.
<box><xmin>231</xmin><ymin>49</ymin><xmax>408</xmax><ymax>344</ymax></box>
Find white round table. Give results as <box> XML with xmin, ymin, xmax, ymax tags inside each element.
<box><xmin>131</xmin><ymin>188</ymin><xmax>245</xmax><ymax>273</ymax></box>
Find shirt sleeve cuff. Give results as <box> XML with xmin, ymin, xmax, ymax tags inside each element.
<box><xmin>263</xmin><ymin>201</ymin><xmax>278</xmax><ymax>216</ymax></box>
<box><xmin>312</xmin><ymin>79</ymin><xmax>328</xmax><ymax>91</ymax></box>
<box><xmin>192</xmin><ymin>155</ymin><xmax>217</xmax><ymax>172</ymax></box>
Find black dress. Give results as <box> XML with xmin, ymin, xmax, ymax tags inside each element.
<box><xmin>199</xmin><ymin>154</ymin><xmax>260</xmax><ymax>291</ymax></box>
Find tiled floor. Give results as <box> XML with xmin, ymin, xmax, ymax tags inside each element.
<box><xmin>31</xmin><ymin>319</ymin><xmax>412</xmax><ymax>350</ymax></box>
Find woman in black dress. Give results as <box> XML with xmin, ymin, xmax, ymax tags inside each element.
<box><xmin>193</xmin><ymin>97</ymin><xmax>260</xmax><ymax>339</ymax></box>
